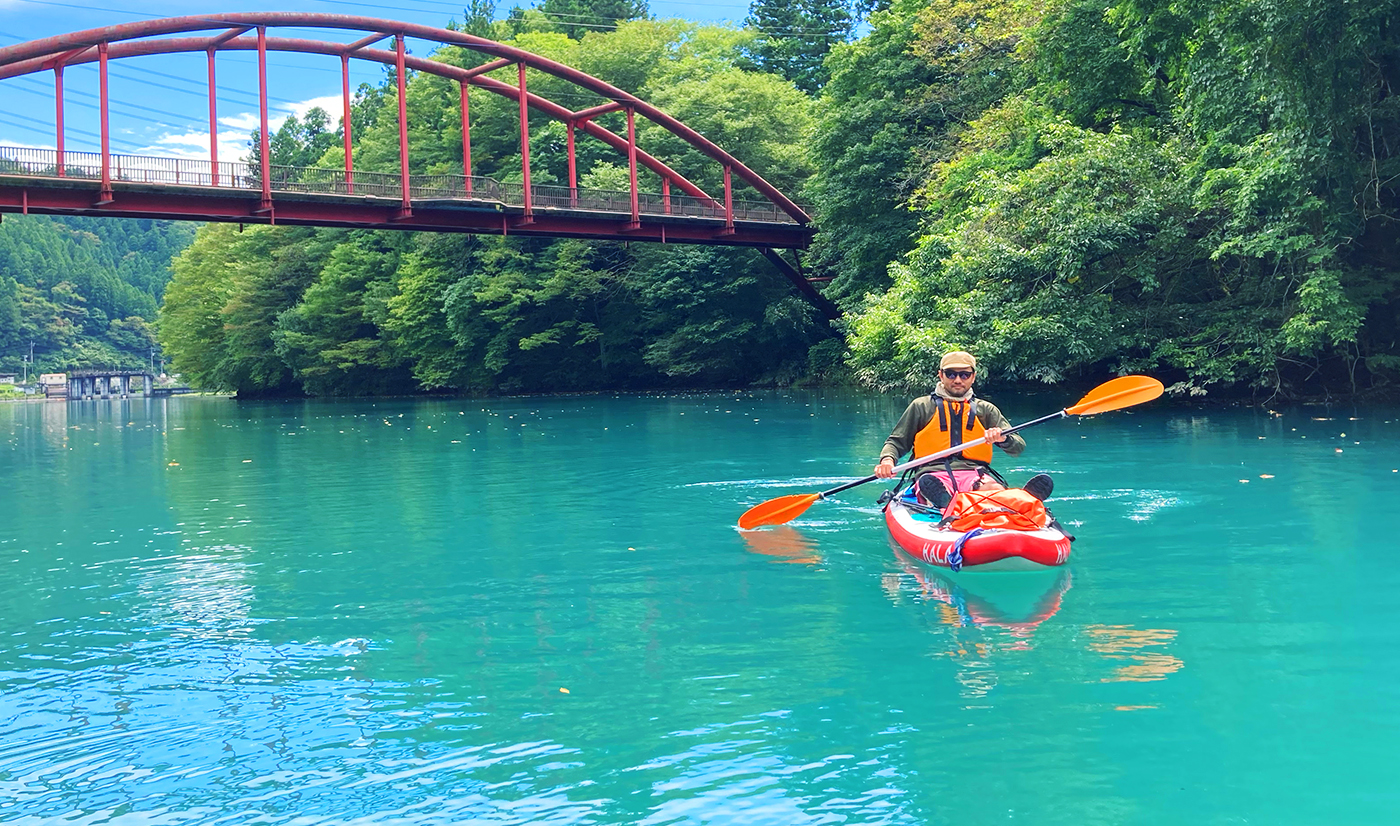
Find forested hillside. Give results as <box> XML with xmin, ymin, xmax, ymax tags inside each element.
<box><xmin>155</xmin><ymin>0</ymin><xmax>1400</xmax><ymax>399</ymax></box>
<box><xmin>0</xmin><ymin>217</ymin><xmax>195</xmax><ymax>375</ymax></box>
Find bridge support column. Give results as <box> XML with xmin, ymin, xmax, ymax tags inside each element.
<box><xmin>342</xmin><ymin>53</ymin><xmax>355</xmax><ymax>195</ymax></box>
<box><xmin>121</xmin><ymin>375</ymin><xmax>130</xmax><ymax>397</ymax></box>
<box><xmin>460</xmin><ymin>80</ymin><xmax>472</xmax><ymax>197</ymax></box>
<box><xmin>208</xmin><ymin>49</ymin><xmax>219</xmax><ymax>186</ymax></box>
<box><xmin>721</xmin><ymin>165</ymin><xmax>734</xmax><ymax>236</ymax></box>
<box><xmin>626</xmin><ymin>107</ymin><xmax>640</xmax><ymax>230</ymax></box>
<box><xmin>395</xmin><ymin>34</ymin><xmax>412</xmax><ymax>219</ymax></box>
<box><xmin>54</xmin><ymin>64</ymin><xmax>65</xmax><ymax>178</ymax></box>
<box><xmin>759</xmin><ymin>247</ymin><xmax>842</xmax><ymax>325</ymax></box>
<box><xmin>518</xmin><ymin>62</ymin><xmax>533</xmax><ymax>223</ymax></box>
<box><xmin>97</xmin><ymin>43</ymin><xmax>113</xmax><ymax>205</ymax></box>
<box><xmin>257</xmin><ymin>27</ymin><xmax>273</xmax><ymax>215</ymax></box>
<box><xmin>567</xmin><ymin>122</ymin><xmax>577</xmax><ymax>207</ymax></box>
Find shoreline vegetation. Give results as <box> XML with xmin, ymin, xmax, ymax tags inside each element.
<box><xmin>5</xmin><ymin>0</ymin><xmax>1399</xmax><ymax>403</ymax></box>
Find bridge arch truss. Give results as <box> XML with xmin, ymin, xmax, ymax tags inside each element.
<box><xmin>0</xmin><ymin>13</ymin><xmax>815</xmax><ymax>249</ymax></box>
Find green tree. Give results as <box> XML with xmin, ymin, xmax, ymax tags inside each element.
<box><xmin>803</xmin><ymin>0</ymin><xmax>945</xmax><ymax>304</ymax></box>
<box><xmin>635</xmin><ymin>245</ymin><xmax>823</xmax><ymax>384</ymax></box>
<box><xmin>246</xmin><ymin>107</ymin><xmax>341</xmax><ymax>170</ymax></box>
<box><xmin>274</xmin><ymin>232</ymin><xmax>414</xmax><ymax>396</ymax></box>
<box><xmin>640</xmin><ymin>67</ymin><xmax>815</xmax><ymax>196</ymax></box>
<box><xmin>537</xmin><ymin>0</ymin><xmax>648</xmax><ymax>38</ymax></box>
<box><xmin>461</xmin><ymin>0</ymin><xmax>498</xmax><ymax>38</ymax></box>
<box><xmin>745</xmin><ymin>0</ymin><xmax>856</xmax><ymax>94</ymax></box>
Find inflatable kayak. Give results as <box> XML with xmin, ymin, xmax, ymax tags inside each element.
<box><xmin>883</xmin><ymin>487</ymin><xmax>1072</xmax><ymax>572</ymax></box>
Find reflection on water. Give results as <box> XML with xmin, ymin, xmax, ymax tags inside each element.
<box><xmin>881</xmin><ymin>552</ymin><xmax>1077</xmax><ymax>701</ymax></box>
<box><xmin>886</xmin><ymin>550</ymin><xmax>1073</xmax><ymax>646</ymax></box>
<box><xmin>738</xmin><ymin>525</ymin><xmax>821</xmax><ymax>564</ymax></box>
<box><xmin>1085</xmin><ymin>625</ymin><xmax>1184</xmax><ymax>683</ymax></box>
<box><xmin>884</xmin><ymin>549</ymin><xmax>1184</xmax><ymax>700</ymax></box>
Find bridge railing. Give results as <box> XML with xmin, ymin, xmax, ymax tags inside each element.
<box><xmin>0</xmin><ymin>146</ymin><xmax>805</xmax><ymax>224</ymax></box>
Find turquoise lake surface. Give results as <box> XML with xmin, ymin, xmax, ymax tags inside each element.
<box><xmin>3</xmin><ymin>391</ymin><xmax>1399</xmax><ymax>824</ymax></box>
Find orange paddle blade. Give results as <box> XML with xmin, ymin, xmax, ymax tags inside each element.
<box><xmin>1065</xmin><ymin>375</ymin><xmax>1164</xmax><ymax>416</ymax></box>
<box><xmin>738</xmin><ymin>493</ymin><xmax>821</xmax><ymax>530</ymax></box>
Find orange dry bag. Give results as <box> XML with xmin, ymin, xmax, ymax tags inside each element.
<box><xmin>945</xmin><ymin>488</ymin><xmax>1048</xmax><ymax>532</ymax></box>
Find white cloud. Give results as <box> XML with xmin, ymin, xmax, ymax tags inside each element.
<box><xmin>215</xmin><ymin>94</ymin><xmax>346</xmax><ymax>136</ymax></box>
<box><xmin>218</xmin><ymin>112</ymin><xmax>280</xmax><ymax>133</ymax></box>
<box><xmin>0</xmin><ymin>139</ymin><xmax>54</xmax><ymax>151</ymax></box>
<box><xmin>130</xmin><ymin>129</ymin><xmax>250</xmax><ymax>164</ymax></box>
<box><xmin>285</xmin><ymin>95</ymin><xmax>343</xmax><ymax>120</ymax></box>
<box><xmin>34</xmin><ymin>92</ymin><xmax>350</xmax><ymax>170</ymax></box>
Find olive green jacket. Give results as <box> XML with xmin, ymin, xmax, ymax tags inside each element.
<box><xmin>879</xmin><ymin>385</ymin><xmax>1025</xmax><ymax>472</ymax></box>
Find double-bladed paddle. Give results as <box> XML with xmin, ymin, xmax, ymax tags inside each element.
<box><xmin>737</xmin><ymin>375</ymin><xmax>1164</xmax><ymax>529</ymax></box>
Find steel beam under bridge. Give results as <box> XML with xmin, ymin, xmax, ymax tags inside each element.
<box><xmin>0</xmin><ymin>179</ymin><xmax>815</xmax><ymax>249</ymax></box>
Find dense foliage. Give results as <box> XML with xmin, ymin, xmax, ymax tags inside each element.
<box><xmin>839</xmin><ymin>0</ymin><xmax>1400</xmax><ymax>398</ymax></box>
<box><xmin>0</xmin><ymin>217</ymin><xmax>194</xmax><ymax>375</ymax></box>
<box><xmin>150</xmin><ymin>0</ymin><xmax>1400</xmax><ymax>399</ymax></box>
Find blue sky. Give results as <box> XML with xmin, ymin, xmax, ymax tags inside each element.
<box><xmin>0</xmin><ymin>0</ymin><xmax>753</xmax><ymax>162</ymax></box>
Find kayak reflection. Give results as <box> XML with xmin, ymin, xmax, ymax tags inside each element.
<box><xmin>738</xmin><ymin>524</ymin><xmax>821</xmax><ymax>565</ymax></box>
<box><xmin>886</xmin><ymin>548</ymin><xmax>1072</xmax><ymax>648</ymax></box>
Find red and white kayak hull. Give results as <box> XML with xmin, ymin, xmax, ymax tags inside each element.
<box><xmin>884</xmin><ymin>499</ymin><xmax>1072</xmax><ymax>571</ymax></box>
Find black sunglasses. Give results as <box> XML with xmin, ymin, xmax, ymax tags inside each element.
<box><xmin>942</xmin><ymin>369</ymin><xmax>974</xmax><ymax>380</ymax></box>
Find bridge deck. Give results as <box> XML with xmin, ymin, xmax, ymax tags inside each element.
<box><xmin>0</xmin><ymin>147</ymin><xmax>815</xmax><ymax>248</ymax></box>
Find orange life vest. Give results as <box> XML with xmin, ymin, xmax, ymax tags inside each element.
<box><xmin>945</xmin><ymin>488</ymin><xmax>1048</xmax><ymax>532</ymax></box>
<box><xmin>913</xmin><ymin>397</ymin><xmax>993</xmax><ymax>465</ymax></box>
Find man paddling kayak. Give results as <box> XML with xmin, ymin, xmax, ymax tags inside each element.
<box><xmin>873</xmin><ymin>350</ymin><xmax>1053</xmax><ymax>510</ymax></box>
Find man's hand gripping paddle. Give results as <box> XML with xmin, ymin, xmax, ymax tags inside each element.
<box><xmin>737</xmin><ymin>375</ymin><xmax>1164</xmax><ymax>530</ymax></box>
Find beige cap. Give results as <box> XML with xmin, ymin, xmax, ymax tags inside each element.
<box><xmin>940</xmin><ymin>350</ymin><xmax>977</xmax><ymax>370</ymax></box>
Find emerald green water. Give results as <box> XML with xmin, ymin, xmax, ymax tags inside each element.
<box><xmin>3</xmin><ymin>393</ymin><xmax>1399</xmax><ymax>824</ymax></box>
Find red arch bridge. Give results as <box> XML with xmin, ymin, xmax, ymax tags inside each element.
<box><xmin>0</xmin><ymin>14</ymin><xmax>836</xmax><ymax>318</ymax></box>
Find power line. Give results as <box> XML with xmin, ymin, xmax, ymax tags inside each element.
<box><xmin>8</xmin><ymin>75</ymin><xmax>209</xmax><ymax>133</ymax></box>
<box><xmin>0</xmin><ymin>112</ymin><xmax>147</xmax><ymax>151</ymax></box>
